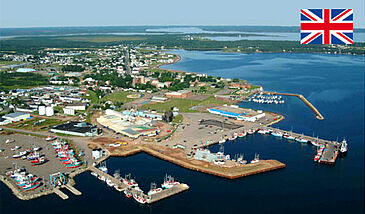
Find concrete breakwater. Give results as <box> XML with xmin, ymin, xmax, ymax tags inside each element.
<box><xmin>262</xmin><ymin>91</ymin><xmax>325</xmax><ymax>120</ymax></box>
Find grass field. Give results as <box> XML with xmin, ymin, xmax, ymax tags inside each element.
<box><xmin>102</xmin><ymin>90</ymin><xmax>136</xmax><ymax>103</ymax></box>
<box><xmin>61</xmin><ymin>36</ymin><xmax>146</xmax><ymax>43</ymax></box>
<box><xmin>6</xmin><ymin>117</ymin><xmax>64</xmax><ymax>131</ymax></box>
<box><xmin>143</xmin><ymin>96</ymin><xmax>227</xmax><ymax>112</ymax></box>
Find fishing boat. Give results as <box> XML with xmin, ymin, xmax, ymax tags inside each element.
<box><xmin>11</xmin><ymin>146</ymin><xmax>21</xmax><ymax>151</ymax></box>
<box><xmin>133</xmin><ymin>192</ymin><xmax>147</xmax><ymax>204</ymax></box>
<box><xmin>283</xmin><ymin>133</ymin><xmax>295</xmax><ymax>140</ymax></box>
<box><xmin>257</xmin><ymin>129</ymin><xmax>269</xmax><ymax>134</ymax></box>
<box><xmin>148</xmin><ymin>182</ymin><xmax>163</xmax><ymax>195</ymax></box>
<box><xmin>311</xmin><ymin>140</ymin><xmax>321</xmax><ymax>147</ymax></box>
<box><xmin>250</xmin><ymin>153</ymin><xmax>260</xmax><ymax>164</ymax></box>
<box><xmin>27</xmin><ymin>151</ymin><xmax>40</xmax><ymax>160</ymax></box>
<box><xmin>65</xmin><ymin>161</ymin><xmax>81</xmax><ymax>168</ymax></box>
<box><xmin>340</xmin><ymin>139</ymin><xmax>348</xmax><ymax>153</ymax></box>
<box><xmin>247</xmin><ymin>129</ymin><xmax>256</xmax><ymax>135</ymax></box>
<box><xmin>31</xmin><ymin>157</ymin><xmax>47</xmax><ymax>165</ymax></box>
<box><xmin>295</xmin><ymin>136</ymin><xmax>308</xmax><ymax>143</ymax></box>
<box><xmin>33</xmin><ymin>147</ymin><xmax>41</xmax><ymax>151</ymax></box>
<box><xmin>12</xmin><ymin>151</ymin><xmax>28</xmax><ymax>159</ymax></box>
<box><xmin>46</xmin><ymin>136</ymin><xmax>57</xmax><ymax>141</ymax></box>
<box><xmin>98</xmin><ymin>175</ymin><xmax>106</xmax><ymax>182</ymax></box>
<box><xmin>161</xmin><ymin>174</ymin><xmax>179</xmax><ymax>189</ymax></box>
<box><xmin>271</xmin><ymin>131</ymin><xmax>283</xmax><ymax>137</ymax></box>
<box><xmin>22</xmin><ymin>182</ymin><xmax>41</xmax><ymax>191</ymax></box>
<box><xmin>98</xmin><ymin>161</ymin><xmax>108</xmax><ymax>173</ymax></box>
<box><xmin>122</xmin><ymin>174</ymin><xmax>138</xmax><ymax>187</ymax></box>
<box><xmin>90</xmin><ymin>172</ymin><xmax>98</xmax><ymax>177</ymax></box>
<box><xmin>238</xmin><ymin>132</ymin><xmax>247</xmax><ymax>138</ymax></box>
<box><xmin>228</xmin><ymin>135</ymin><xmax>237</xmax><ymax>141</ymax></box>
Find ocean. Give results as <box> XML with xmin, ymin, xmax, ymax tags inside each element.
<box><xmin>1</xmin><ymin>51</ymin><xmax>364</xmax><ymax>214</ymax></box>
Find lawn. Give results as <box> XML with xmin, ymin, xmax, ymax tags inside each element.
<box><xmin>0</xmin><ymin>60</ymin><xmax>24</xmax><ymax>65</ymax></box>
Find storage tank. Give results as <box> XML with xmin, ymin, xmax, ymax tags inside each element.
<box><xmin>45</xmin><ymin>106</ymin><xmax>54</xmax><ymax>116</ymax></box>
<box><xmin>38</xmin><ymin>106</ymin><xmax>46</xmax><ymax>115</ymax></box>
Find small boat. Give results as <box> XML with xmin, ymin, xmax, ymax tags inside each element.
<box><xmin>11</xmin><ymin>146</ymin><xmax>21</xmax><ymax>151</ymax></box>
<box><xmin>33</xmin><ymin>147</ymin><xmax>41</xmax><ymax>151</ymax></box>
<box><xmin>257</xmin><ymin>129</ymin><xmax>269</xmax><ymax>134</ymax></box>
<box><xmin>218</xmin><ymin>139</ymin><xmax>226</xmax><ymax>144</ymax></box>
<box><xmin>228</xmin><ymin>135</ymin><xmax>237</xmax><ymax>141</ymax></box>
<box><xmin>311</xmin><ymin>141</ymin><xmax>321</xmax><ymax>147</ymax></box>
<box><xmin>5</xmin><ymin>139</ymin><xmax>15</xmax><ymax>144</ymax></box>
<box><xmin>90</xmin><ymin>172</ymin><xmax>98</xmax><ymax>177</ymax></box>
<box><xmin>46</xmin><ymin>136</ymin><xmax>57</xmax><ymax>141</ymax></box>
<box><xmin>313</xmin><ymin>154</ymin><xmax>321</xmax><ymax>162</ymax></box>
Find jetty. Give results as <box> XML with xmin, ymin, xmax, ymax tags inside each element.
<box><xmin>262</xmin><ymin>91</ymin><xmax>325</xmax><ymax>120</ymax></box>
<box><xmin>90</xmin><ymin>166</ymin><xmax>189</xmax><ymax>204</ymax></box>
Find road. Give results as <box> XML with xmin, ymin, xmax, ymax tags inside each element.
<box><xmin>125</xmin><ymin>47</ymin><xmax>131</xmax><ymax>75</ymax></box>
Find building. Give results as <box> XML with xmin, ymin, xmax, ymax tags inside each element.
<box><xmin>2</xmin><ymin>112</ymin><xmax>31</xmax><ymax>122</ymax></box>
<box><xmin>207</xmin><ymin>106</ymin><xmax>266</xmax><ymax>122</ymax></box>
<box><xmin>194</xmin><ymin>149</ymin><xmax>218</xmax><ymax>162</ymax></box>
<box><xmin>230</xmin><ymin>82</ymin><xmax>252</xmax><ymax>89</ymax></box>
<box><xmin>92</xmin><ymin>148</ymin><xmax>103</xmax><ymax>160</ymax></box>
<box><xmin>45</xmin><ymin>106</ymin><xmax>54</xmax><ymax>116</ymax></box>
<box><xmin>151</xmin><ymin>96</ymin><xmax>168</xmax><ymax>103</ymax></box>
<box><xmin>50</xmin><ymin>121</ymin><xmax>100</xmax><ymax>137</ymax></box>
<box><xmin>165</xmin><ymin>90</ymin><xmax>192</xmax><ymax>99</ymax></box>
<box><xmin>122</xmin><ymin>110</ymin><xmax>163</xmax><ymax>120</ymax></box>
<box><xmin>64</xmin><ymin>104</ymin><xmax>86</xmax><ymax>111</ymax></box>
<box><xmin>39</xmin><ymin>106</ymin><xmax>46</xmax><ymax>115</ymax></box>
<box><xmin>63</xmin><ymin>108</ymin><xmax>75</xmax><ymax>115</ymax></box>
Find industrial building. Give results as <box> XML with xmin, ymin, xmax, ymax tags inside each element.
<box><xmin>97</xmin><ymin>109</ymin><xmax>160</xmax><ymax>139</ymax></box>
<box><xmin>2</xmin><ymin>112</ymin><xmax>31</xmax><ymax>122</ymax></box>
<box><xmin>50</xmin><ymin>121</ymin><xmax>100</xmax><ymax>137</ymax></box>
<box><xmin>207</xmin><ymin>106</ymin><xmax>266</xmax><ymax>122</ymax></box>
<box><xmin>165</xmin><ymin>90</ymin><xmax>192</xmax><ymax>98</ymax></box>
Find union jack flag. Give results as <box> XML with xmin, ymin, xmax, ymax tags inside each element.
<box><xmin>300</xmin><ymin>9</ymin><xmax>353</xmax><ymax>44</ymax></box>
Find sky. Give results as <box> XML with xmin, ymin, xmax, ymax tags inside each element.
<box><xmin>0</xmin><ymin>0</ymin><xmax>364</xmax><ymax>28</ymax></box>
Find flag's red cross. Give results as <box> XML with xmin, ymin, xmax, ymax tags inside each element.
<box><xmin>300</xmin><ymin>9</ymin><xmax>353</xmax><ymax>44</ymax></box>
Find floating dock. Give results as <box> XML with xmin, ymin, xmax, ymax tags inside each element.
<box><xmin>262</xmin><ymin>91</ymin><xmax>325</xmax><ymax>120</ymax></box>
<box><xmin>54</xmin><ymin>188</ymin><xmax>69</xmax><ymax>200</ymax></box>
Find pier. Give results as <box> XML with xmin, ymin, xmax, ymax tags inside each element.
<box><xmin>267</xmin><ymin>127</ymin><xmax>340</xmax><ymax>164</ymax></box>
<box><xmin>54</xmin><ymin>188</ymin><xmax>69</xmax><ymax>200</ymax></box>
<box><xmin>90</xmin><ymin>166</ymin><xmax>189</xmax><ymax>204</ymax></box>
<box><xmin>262</xmin><ymin>91</ymin><xmax>325</xmax><ymax>120</ymax></box>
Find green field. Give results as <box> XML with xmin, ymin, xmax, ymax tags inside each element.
<box><xmin>143</xmin><ymin>96</ymin><xmax>227</xmax><ymax>112</ymax></box>
<box><xmin>102</xmin><ymin>90</ymin><xmax>136</xmax><ymax>103</ymax></box>
<box><xmin>6</xmin><ymin>117</ymin><xmax>64</xmax><ymax>131</ymax></box>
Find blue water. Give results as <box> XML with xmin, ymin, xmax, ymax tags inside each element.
<box><xmin>1</xmin><ymin>51</ymin><xmax>364</xmax><ymax>213</ymax></box>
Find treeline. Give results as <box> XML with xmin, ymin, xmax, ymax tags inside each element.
<box><xmin>62</xmin><ymin>65</ymin><xmax>84</xmax><ymax>72</ymax></box>
<box><xmin>0</xmin><ymin>72</ymin><xmax>49</xmax><ymax>87</ymax></box>
<box><xmin>84</xmin><ymin>71</ymin><xmax>133</xmax><ymax>88</ymax></box>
